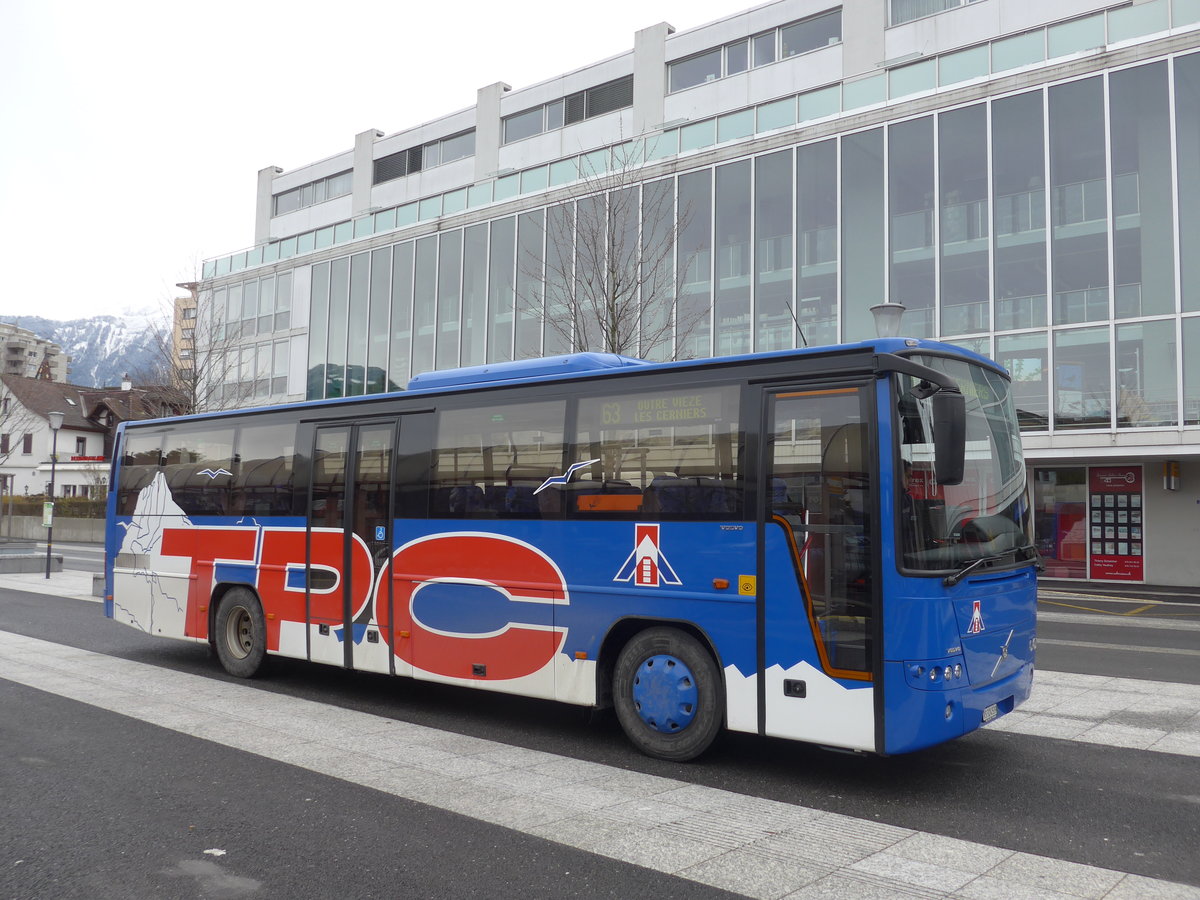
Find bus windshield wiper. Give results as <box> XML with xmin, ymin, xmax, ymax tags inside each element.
<box><xmin>943</xmin><ymin>552</ymin><xmax>1016</xmax><ymax>587</ymax></box>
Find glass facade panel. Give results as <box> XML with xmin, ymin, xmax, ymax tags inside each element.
<box><xmin>889</xmin><ymin>59</ymin><xmax>936</xmax><ymax>98</ymax></box>
<box><xmin>345</xmin><ymin>253</ymin><xmax>369</xmax><ymax>396</ymax></box>
<box><xmin>1184</xmin><ymin>316</ymin><xmax>1200</xmax><ymax>424</ymax></box>
<box><xmin>1054</xmin><ymin>325</ymin><xmax>1111</xmax><ymax>429</ymax></box>
<box><xmin>842</xmin><ymin>128</ymin><xmax>885</xmax><ymax>343</ymax></box>
<box><xmin>940</xmin><ymin>104</ymin><xmax>990</xmax><ymax>336</ymax></box>
<box><xmin>757</xmin><ymin>97</ymin><xmax>796</xmax><ymax>132</ymax></box>
<box><xmin>550</xmin><ymin>158</ymin><xmax>579</xmax><ymax>185</ymax></box>
<box><xmin>641</xmin><ymin>178</ymin><xmax>676</xmax><ymax>361</ymax></box>
<box><xmin>715</xmin><ymin>161</ymin><xmax>751</xmax><ymax>356</ymax></box>
<box><xmin>442</xmin><ymin>188</ymin><xmax>467</xmax><ymax>215</ymax></box>
<box><xmin>1117</xmin><ymin>319</ymin><xmax>1177</xmax><ymax>426</ymax></box>
<box><xmin>516</xmin><ymin>210</ymin><xmax>546</xmax><ymax>359</ymax></box>
<box><xmin>1178</xmin><ymin>53</ymin><xmax>1200</xmax><ymax>312</ymax></box>
<box><xmin>939</xmin><ymin>45</ymin><xmax>989</xmax><ymax>86</ymax></box>
<box><xmin>717</xmin><ymin>109</ymin><xmax>754</xmax><ymax>143</ymax></box>
<box><xmin>889</xmin><ymin>117</ymin><xmax>935</xmax><ymax>337</ymax></box>
<box><xmin>520</xmin><ymin>166</ymin><xmax>548</xmax><ymax>194</ymax></box>
<box><xmin>575</xmin><ymin>195</ymin><xmax>605</xmax><ymax>353</ymax></box>
<box><xmin>325</xmin><ymin>257</ymin><xmax>349</xmax><ymax>399</ymax></box>
<box><xmin>678</xmin><ymin>170</ymin><xmax>713</xmax><ymax>359</ymax></box>
<box><xmin>494</xmin><ymin>174</ymin><xmax>519</xmax><ymax>201</ymax></box>
<box><xmin>1108</xmin><ymin>0</ymin><xmax>1169</xmax><ymax>42</ymax></box>
<box><xmin>755</xmin><ymin>151</ymin><xmax>794</xmax><ymax>352</ymax></box>
<box><xmin>1047</xmin><ymin>14</ymin><xmax>1105</xmax><ymax>58</ymax></box>
<box><xmin>996</xmin><ymin>331</ymin><xmax>1049</xmax><ymax>430</ymax></box>
<box><xmin>307</xmin><ymin>262</ymin><xmax>329</xmax><ymax>400</ymax></box>
<box><xmin>670</xmin><ymin>49</ymin><xmax>722</xmax><ymax>92</ymax></box>
<box><xmin>680</xmin><ymin>119</ymin><xmax>716</xmax><ymax>152</ymax></box>
<box><xmin>1110</xmin><ymin>62</ymin><xmax>1174</xmax><ymax>319</ymax></box>
<box><xmin>992</xmin><ymin>31</ymin><xmax>1044</xmax><ymax>72</ymax></box>
<box><xmin>389</xmin><ymin>242</ymin><xmax>414</xmax><ymax>390</ymax></box>
<box><xmin>798</xmin><ymin>85</ymin><xmax>839</xmax><ymax>121</ymax></box>
<box><xmin>1050</xmin><ymin>77</ymin><xmax>1108</xmax><ymax>326</ymax></box>
<box><xmin>797</xmin><ymin>140</ymin><xmax>838</xmax><ymax>348</ymax></box>
<box><xmin>781</xmin><ymin>10</ymin><xmax>840</xmax><ymax>56</ymax></box>
<box><xmin>504</xmin><ymin>107</ymin><xmax>543</xmax><ymax>143</ymax></box>
<box><xmin>488</xmin><ymin>217</ymin><xmax>516</xmax><ymax>363</ymax></box>
<box><xmin>412</xmin><ymin>236</ymin><xmax>437</xmax><ymax>377</ymax></box>
<box><xmin>752</xmin><ymin>32</ymin><xmax>776</xmax><ymax>67</ymax></box>
<box><xmin>993</xmin><ymin>90</ymin><xmax>1047</xmax><ymax>331</ymax></box>
<box><xmin>545</xmin><ymin>204</ymin><xmax>574</xmax><ymax>357</ymax></box>
<box><xmin>726</xmin><ymin>40</ymin><xmax>748</xmax><ymax>74</ymax></box>
<box><xmin>367</xmin><ymin>247</ymin><xmax>391</xmax><ymax>394</ymax></box>
<box><xmin>468</xmin><ymin>182</ymin><xmax>493</xmax><ymax>207</ymax></box>
<box><xmin>843</xmin><ymin>74</ymin><xmax>884</xmax><ymax>110</ymax></box>
<box><xmin>462</xmin><ymin>224</ymin><xmax>488</xmax><ymax>368</ymax></box>
<box><xmin>436</xmin><ymin>231</ymin><xmax>463</xmax><ymax>370</ymax></box>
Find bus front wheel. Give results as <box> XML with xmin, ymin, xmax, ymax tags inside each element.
<box><xmin>214</xmin><ymin>588</ymin><xmax>267</xmax><ymax>678</ymax></box>
<box><xmin>612</xmin><ymin>627</ymin><xmax>722</xmax><ymax>762</ymax></box>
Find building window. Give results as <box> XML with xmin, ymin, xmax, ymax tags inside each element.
<box><xmin>75</xmin><ymin>437</ymin><xmax>86</xmax><ymax>456</ymax></box>
<box><xmin>890</xmin><ymin>0</ymin><xmax>980</xmax><ymax>27</ymax></box>
<box><xmin>502</xmin><ymin>76</ymin><xmax>633</xmax><ymax>144</ymax></box>
<box><xmin>273</xmin><ymin>170</ymin><xmax>352</xmax><ymax>216</ymax></box>
<box><xmin>0</xmin><ymin>433</ymin><xmax>7</xmax><ymax>454</ymax></box>
<box><xmin>668</xmin><ymin>11</ymin><xmax>841</xmax><ymax>93</ymax></box>
<box><xmin>373</xmin><ymin>130</ymin><xmax>477</xmax><ymax>186</ymax></box>
<box><xmin>22</xmin><ymin>433</ymin><xmax>32</xmax><ymax>454</ymax></box>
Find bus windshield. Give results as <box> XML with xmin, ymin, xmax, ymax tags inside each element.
<box><xmin>897</xmin><ymin>355</ymin><xmax>1035</xmax><ymax>573</ymax></box>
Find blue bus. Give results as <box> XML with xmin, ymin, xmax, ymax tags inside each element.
<box><xmin>105</xmin><ymin>339</ymin><xmax>1037</xmax><ymax>760</ymax></box>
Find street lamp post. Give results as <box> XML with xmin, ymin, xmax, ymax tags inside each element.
<box><xmin>44</xmin><ymin>411</ymin><xmax>64</xmax><ymax>579</ymax></box>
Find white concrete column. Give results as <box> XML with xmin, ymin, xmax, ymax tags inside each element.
<box><xmin>353</xmin><ymin>129</ymin><xmax>384</xmax><ymax>217</ymax></box>
<box><xmin>633</xmin><ymin>22</ymin><xmax>674</xmax><ymax>135</ymax></box>
<box><xmin>841</xmin><ymin>0</ymin><xmax>887</xmax><ymax>80</ymax></box>
<box><xmin>474</xmin><ymin>81</ymin><xmax>511</xmax><ymax>182</ymax></box>
<box><xmin>254</xmin><ymin>166</ymin><xmax>282</xmax><ymax>246</ymax></box>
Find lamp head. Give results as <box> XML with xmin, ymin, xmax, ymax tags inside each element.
<box><xmin>869</xmin><ymin>303</ymin><xmax>907</xmax><ymax>339</ymax></box>
<box><xmin>48</xmin><ymin>411</ymin><xmax>65</xmax><ymax>432</ymax></box>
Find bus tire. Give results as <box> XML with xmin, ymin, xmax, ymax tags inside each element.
<box><xmin>612</xmin><ymin>627</ymin><xmax>722</xmax><ymax>762</ymax></box>
<box><xmin>214</xmin><ymin>588</ymin><xmax>267</xmax><ymax>679</ymax></box>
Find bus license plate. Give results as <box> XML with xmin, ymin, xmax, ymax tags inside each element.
<box><xmin>983</xmin><ymin>703</ymin><xmax>999</xmax><ymax>723</ymax></box>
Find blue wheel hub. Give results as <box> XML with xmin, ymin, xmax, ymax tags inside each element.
<box><xmin>630</xmin><ymin>653</ymin><xmax>698</xmax><ymax>733</ymax></box>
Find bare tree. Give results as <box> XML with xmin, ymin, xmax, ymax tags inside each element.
<box><xmin>516</xmin><ymin>138</ymin><xmax>703</xmax><ymax>361</ymax></box>
<box><xmin>136</xmin><ymin>284</ymin><xmax>247</xmax><ymax>414</ymax></box>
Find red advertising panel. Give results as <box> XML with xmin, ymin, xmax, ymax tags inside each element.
<box><xmin>1088</xmin><ymin>466</ymin><xmax>1143</xmax><ymax>581</ymax></box>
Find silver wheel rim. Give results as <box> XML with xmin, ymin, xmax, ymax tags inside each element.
<box><xmin>225</xmin><ymin>606</ymin><xmax>252</xmax><ymax>660</ymax></box>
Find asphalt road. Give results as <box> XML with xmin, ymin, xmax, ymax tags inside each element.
<box><xmin>3</xmin><ymin>547</ymin><xmax>1198</xmax><ymax>898</ymax></box>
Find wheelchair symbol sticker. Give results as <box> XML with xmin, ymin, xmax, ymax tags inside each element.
<box><xmin>375</xmin><ymin>525</ymin><xmax>387</xmax><ymax>541</ymax></box>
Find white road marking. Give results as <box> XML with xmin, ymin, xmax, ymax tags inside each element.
<box><xmin>1</xmin><ymin>630</ymin><xmax>1197</xmax><ymax>899</ymax></box>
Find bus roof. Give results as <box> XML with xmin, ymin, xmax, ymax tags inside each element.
<box><xmin>117</xmin><ymin>338</ymin><xmax>1001</xmax><ymax>432</ymax></box>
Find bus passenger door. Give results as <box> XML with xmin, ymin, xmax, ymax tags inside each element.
<box><xmin>760</xmin><ymin>386</ymin><xmax>878</xmax><ymax>753</ymax></box>
<box><xmin>309</xmin><ymin>420</ymin><xmax>398</xmax><ymax>675</ymax></box>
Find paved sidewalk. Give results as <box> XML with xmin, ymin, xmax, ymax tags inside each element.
<box><xmin>0</xmin><ymin>569</ymin><xmax>99</xmax><ymax>602</ymax></box>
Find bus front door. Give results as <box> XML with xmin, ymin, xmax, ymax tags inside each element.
<box><xmin>761</xmin><ymin>386</ymin><xmax>879</xmax><ymax>753</ymax></box>
<box><xmin>309</xmin><ymin>420</ymin><xmax>398</xmax><ymax>675</ymax></box>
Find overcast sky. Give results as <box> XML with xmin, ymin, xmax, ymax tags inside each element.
<box><xmin>0</xmin><ymin>0</ymin><xmax>744</xmax><ymax>325</ymax></box>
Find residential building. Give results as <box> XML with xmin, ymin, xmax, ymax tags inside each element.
<box><xmin>196</xmin><ymin>0</ymin><xmax>1200</xmax><ymax>585</ymax></box>
<box><xmin>0</xmin><ymin>376</ymin><xmax>187</xmax><ymax>498</ymax></box>
<box><xmin>172</xmin><ymin>284</ymin><xmax>198</xmax><ymax>389</ymax></box>
<box><xmin>0</xmin><ymin>322</ymin><xmax>69</xmax><ymax>382</ymax></box>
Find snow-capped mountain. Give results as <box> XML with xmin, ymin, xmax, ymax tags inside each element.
<box><xmin>1</xmin><ymin>311</ymin><xmax>165</xmax><ymax>388</ymax></box>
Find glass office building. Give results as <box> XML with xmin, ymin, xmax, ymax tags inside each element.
<box><xmin>199</xmin><ymin>0</ymin><xmax>1200</xmax><ymax>585</ymax></box>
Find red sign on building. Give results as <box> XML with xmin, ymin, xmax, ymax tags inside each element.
<box><xmin>1088</xmin><ymin>466</ymin><xmax>1143</xmax><ymax>581</ymax></box>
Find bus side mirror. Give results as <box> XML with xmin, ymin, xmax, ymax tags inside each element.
<box><xmin>932</xmin><ymin>389</ymin><xmax>966</xmax><ymax>486</ymax></box>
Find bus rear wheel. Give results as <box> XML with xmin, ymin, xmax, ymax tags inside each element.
<box><xmin>612</xmin><ymin>627</ymin><xmax>722</xmax><ymax>761</ymax></box>
<box><xmin>214</xmin><ymin>588</ymin><xmax>267</xmax><ymax>678</ymax></box>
